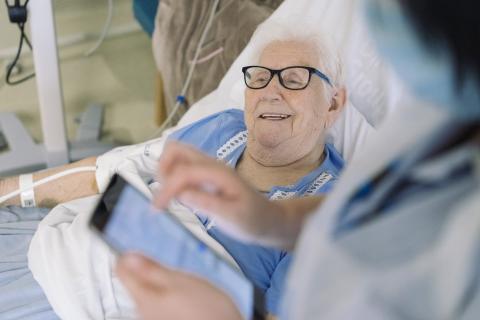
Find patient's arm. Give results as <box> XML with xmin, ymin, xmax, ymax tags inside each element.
<box><xmin>0</xmin><ymin>156</ymin><xmax>99</xmax><ymax>208</ymax></box>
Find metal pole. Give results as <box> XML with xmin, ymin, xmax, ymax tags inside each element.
<box><xmin>28</xmin><ymin>0</ymin><xmax>69</xmax><ymax>166</ymax></box>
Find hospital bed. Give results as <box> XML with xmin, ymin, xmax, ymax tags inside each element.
<box><xmin>0</xmin><ymin>0</ymin><xmax>415</xmax><ymax>318</ymax></box>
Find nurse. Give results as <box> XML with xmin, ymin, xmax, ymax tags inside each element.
<box><xmin>117</xmin><ymin>0</ymin><xmax>480</xmax><ymax>319</ymax></box>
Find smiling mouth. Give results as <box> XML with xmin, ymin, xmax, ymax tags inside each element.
<box><xmin>259</xmin><ymin>113</ymin><xmax>292</xmax><ymax>121</ymax></box>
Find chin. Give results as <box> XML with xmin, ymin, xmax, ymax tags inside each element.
<box><xmin>254</xmin><ymin>132</ymin><xmax>286</xmax><ymax>149</ymax></box>
<box><xmin>257</xmin><ymin>138</ymin><xmax>283</xmax><ymax>149</ymax></box>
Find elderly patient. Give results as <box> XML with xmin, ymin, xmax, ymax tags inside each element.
<box><xmin>1</xmin><ymin>26</ymin><xmax>346</xmax><ymax>317</ymax></box>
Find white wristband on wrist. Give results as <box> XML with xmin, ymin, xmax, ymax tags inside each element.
<box><xmin>19</xmin><ymin>174</ymin><xmax>36</xmax><ymax>207</ymax></box>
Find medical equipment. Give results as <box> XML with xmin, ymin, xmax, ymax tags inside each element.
<box><xmin>150</xmin><ymin>0</ymin><xmax>221</xmax><ymax>137</ymax></box>
<box><xmin>0</xmin><ymin>165</ymin><xmax>96</xmax><ymax>205</ymax></box>
<box><xmin>4</xmin><ymin>0</ymin><xmax>35</xmax><ymax>85</ymax></box>
<box><xmin>0</xmin><ymin>0</ymin><xmax>117</xmax><ymax>176</ymax></box>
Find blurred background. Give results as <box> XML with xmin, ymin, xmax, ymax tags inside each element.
<box><xmin>0</xmin><ymin>0</ymin><xmax>281</xmax><ymax>175</ymax></box>
<box><xmin>0</xmin><ymin>0</ymin><xmax>157</xmax><ymax>146</ymax></box>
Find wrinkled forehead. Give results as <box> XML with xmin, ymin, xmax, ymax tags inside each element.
<box><xmin>259</xmin><ymin>40</ymin><xmax>319</xmax><ymax>69</ymax></box>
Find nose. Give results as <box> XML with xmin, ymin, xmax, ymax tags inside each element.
<box><xmin>260</xmin><ymin>74</ymin><xmax>284</xmax><ymax>102</ymax></box>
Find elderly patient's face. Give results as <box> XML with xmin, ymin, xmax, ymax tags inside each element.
<box><xmin>244</xmin><ymin>40</ymin><xmax>340</xmax><ymax>166</ymax></box>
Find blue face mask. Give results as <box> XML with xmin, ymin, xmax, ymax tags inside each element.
<box><xmin>363</xmin><ymin>0</ymin><xmax>480</xmax><ymax>120</ymax></box>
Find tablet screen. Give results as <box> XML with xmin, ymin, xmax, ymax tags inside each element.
<box><xmin>93</xmin><ymin>176</ymin><xmax>253</xmax><ymax>319</ymax></box>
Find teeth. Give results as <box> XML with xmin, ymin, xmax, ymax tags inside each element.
<box><xmin>260</xmin><ymin>113</ymin><xmax>290</xmax><ymax>120</ymax></box>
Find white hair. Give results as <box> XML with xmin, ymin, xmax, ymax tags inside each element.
<box><xmin>248</xmin><ymin>19</ymin><xmax>344</xmax><ymax>100</ymax></box>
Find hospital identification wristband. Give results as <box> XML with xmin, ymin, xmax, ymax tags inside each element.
<box><xmin>19</xmin><ymin>173</ymin><xmax>36</xmax><ymax>207</ymax></box>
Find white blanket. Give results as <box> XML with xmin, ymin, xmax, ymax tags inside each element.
<box><xmin>28</xmin><ymin>193</ymin><xmax>240</xmax><ymax>320</ymax></box>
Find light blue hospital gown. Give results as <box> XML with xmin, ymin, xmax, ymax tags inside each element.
<box><xmin>168</xmin><ymin>108</ymin><xmax>344</xmax><ymax>315</ymax></box>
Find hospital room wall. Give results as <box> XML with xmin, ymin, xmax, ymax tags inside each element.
<box><xmin>0</xmin><ymin>0</ymin><xmax>159</xmax><ymax>147</ymax></box>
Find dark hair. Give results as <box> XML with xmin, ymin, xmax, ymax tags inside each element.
<box><xmin>399</xmin><ymin>0</ymin><xmax>480</xmax><ymax>86</ymax></box>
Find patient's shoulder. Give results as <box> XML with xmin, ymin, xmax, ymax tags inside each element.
<box><xmin>167</xmin><ymin>108</ymin><xmax>246</xmax><ymax>157</ymax></box>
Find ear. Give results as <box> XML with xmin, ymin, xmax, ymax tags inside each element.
<box><xmin>326</xmin><ymin>87</ymin><xmax>347</xmax><ymax>127</ymax></box>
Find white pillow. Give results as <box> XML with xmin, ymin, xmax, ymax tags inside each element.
<box><xmin>176</xmin><ymin>0</ymin><xmax>413</xmax><ymax>161</ymax></box>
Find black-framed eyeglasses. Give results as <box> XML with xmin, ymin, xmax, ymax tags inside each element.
<box><xmin>242</xmin><ymin>65</ymin><xmax>333</xmax><ymax>90</ymax></box>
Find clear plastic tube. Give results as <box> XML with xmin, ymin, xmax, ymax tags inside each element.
<box><xmin>84</xmin><ymin>0</ymin><xmax>114</xmax><ymax>57</ymax></box>
<box><xmin>149</xmin><ymin>0</ymin><xmax>221</xmax><ymax>139</ymax></box>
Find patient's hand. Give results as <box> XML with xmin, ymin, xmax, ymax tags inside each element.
<box><xmin>117</xmin><ymin>253</ymin><xmax>243</xmax><ymax>320</ymax></box>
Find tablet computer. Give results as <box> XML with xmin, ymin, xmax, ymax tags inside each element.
<box><xmin>89</xmin><ymin>174</ymin><xmax>263</xmax><ymax>319</ymax></box>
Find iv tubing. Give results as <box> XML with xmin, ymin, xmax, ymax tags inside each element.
<box><xmin>149</xmin><ymin>0</ymin><xmax>221</xmax><ymax>139</ymax></box>
<box><xmin>0</xmin><ymin>166</ymin><xmax>97</xmax><ymax>204</ymax></box>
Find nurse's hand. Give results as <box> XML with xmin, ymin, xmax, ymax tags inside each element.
<box><xmin>155</xmin><ymin>142</ymin><xmax>321</xmax><ymax>249</ymax></box>
<box><xmin>117</xmin><ymin>253</ymin><xmax>243</xmax><ymax>320</ymax></box>
<box><xmin>155</xmin><ymin>141</ymin><xmax>285</xmax><ymax>245</ymax></box>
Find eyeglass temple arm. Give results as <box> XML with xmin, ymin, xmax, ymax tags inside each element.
<box><xmin>313</xmin><ymin>69</ymin><xmax>333</xmax><ymax>87</ymax></box>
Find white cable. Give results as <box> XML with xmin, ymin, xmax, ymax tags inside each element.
<box><xmin>0</xmin><ymin>166</ymin><xmax>97</xmax><ymax>205</ymax></box>
<box><xmin>0</xmin><ymin>23</ymin><xmax>141</xmax><ymax>60</ymax></box>
<box><xmin>84</xmin><ymin>0</ymin><xmax>114</xmax><ymax>57</ymax></box>
<box><xmin>149</xmin><ymin>0</ymin><xmax>221</xmax><ymax>139</ymax></box>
